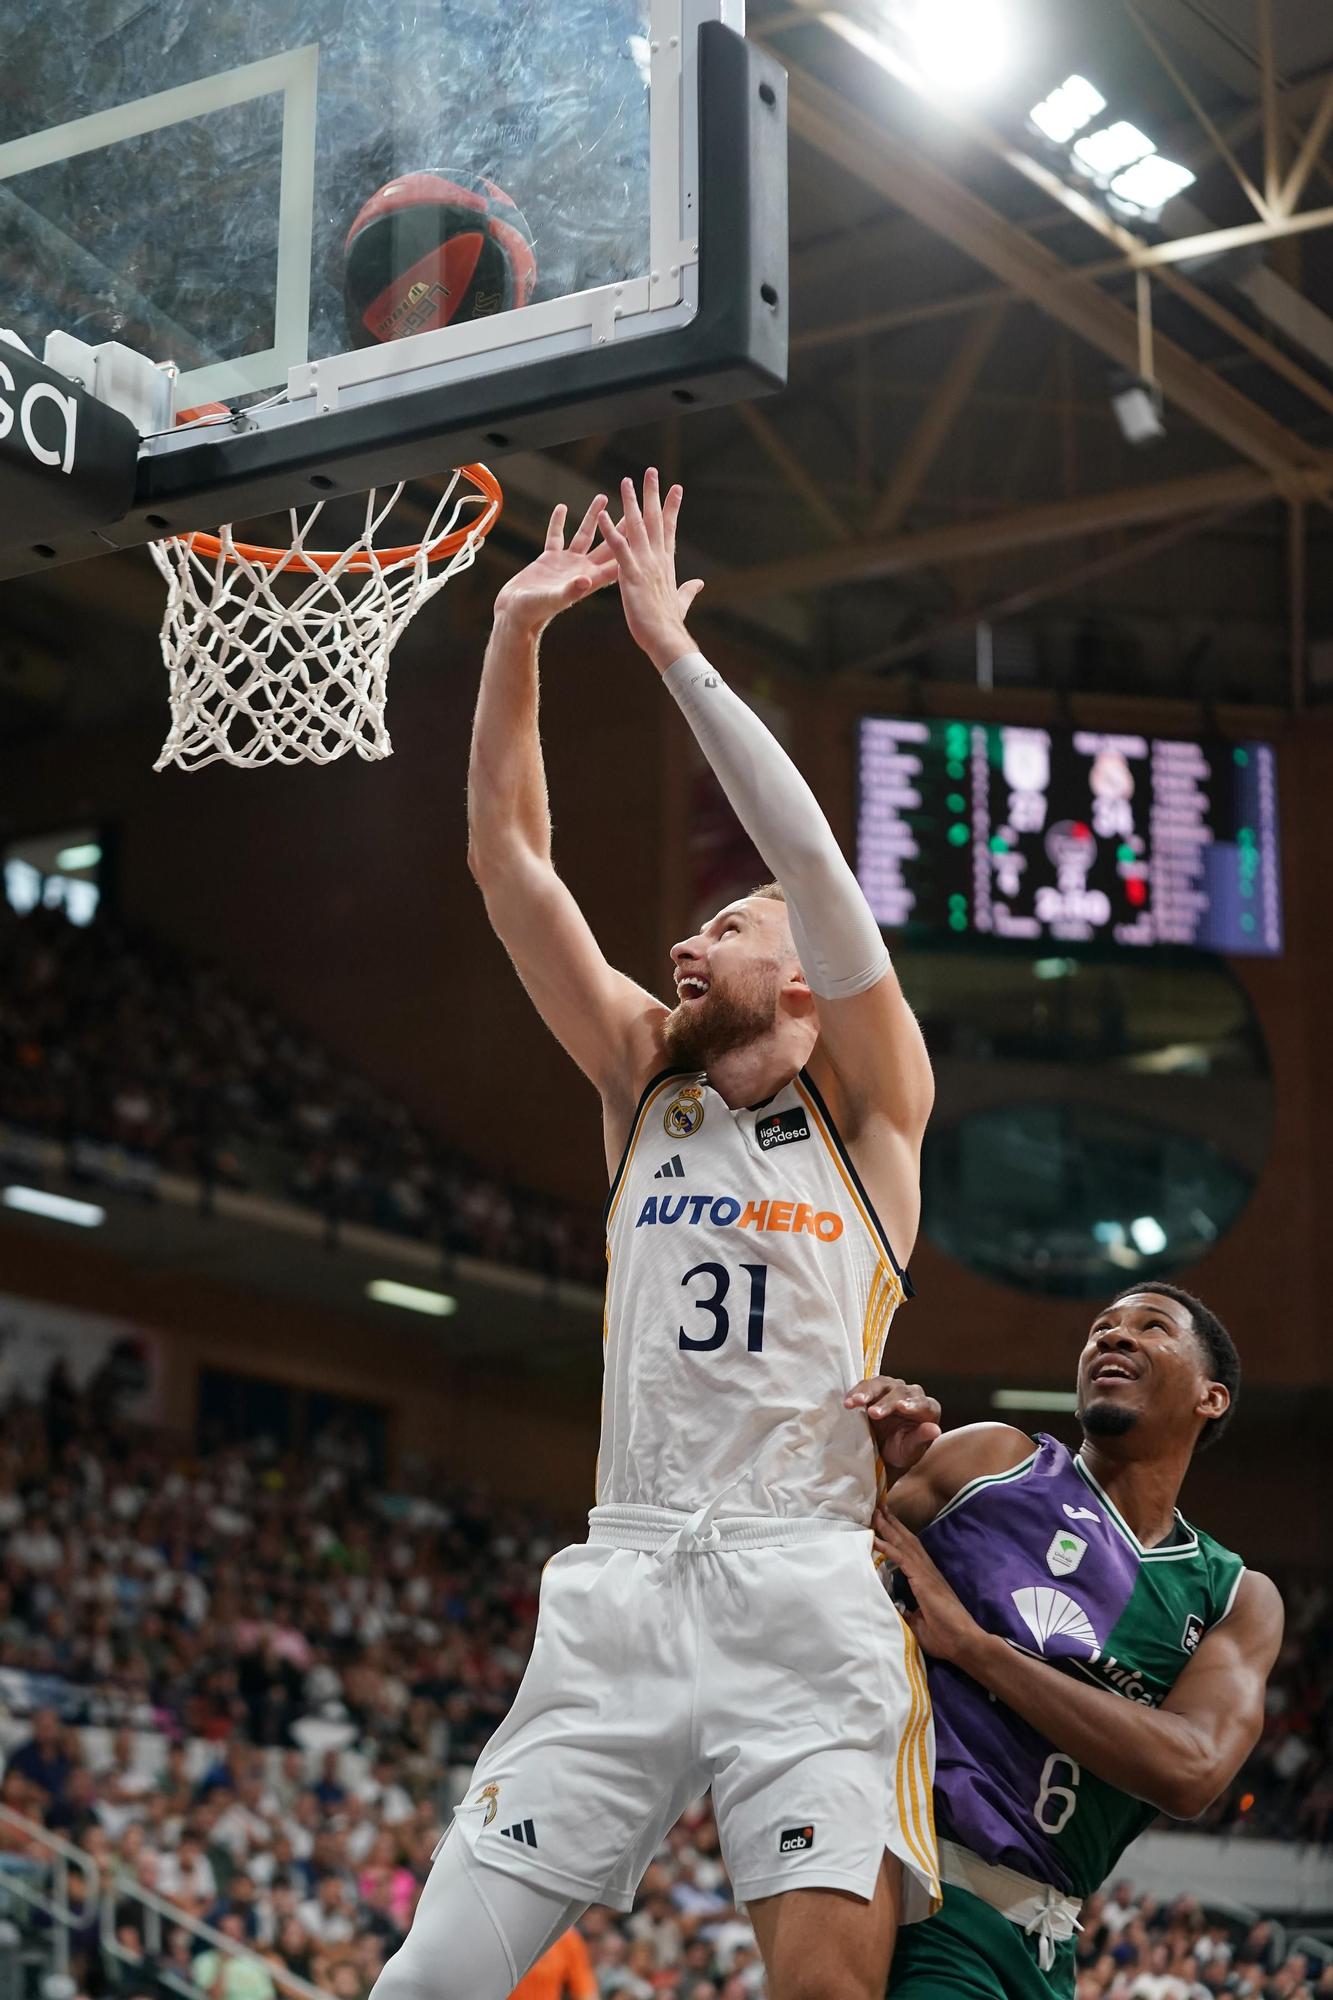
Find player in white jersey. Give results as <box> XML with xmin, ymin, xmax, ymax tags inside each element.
<box><xmin>369</xmin><ymin>474</ymin><xmax>942</xmax><ymax>2000</ymax></box>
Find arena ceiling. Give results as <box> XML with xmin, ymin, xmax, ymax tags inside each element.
<box><xmin>4</xmin><ymin>0</ymin><xmax>1333</xmax><ymax>728</ymax></box>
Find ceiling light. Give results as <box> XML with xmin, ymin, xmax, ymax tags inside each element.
<box><xmin>3</xmin><ymin>1185</ymin><xmax>105</xmax><ymax>1227</ymax></box>
<box><xmin>1110</xmin><ymin>375</ymin><xmax>1166</xmax><ymax>446</ymax></box>
<box><xmin>1029</xmin><ymin>74</ymin><xmax>1106</xmax><ymax>144</ymax></box>
<box><xmin>991</xmin><ymin>1388</ymin><xmax>1080</xmax><ymax>1412</ymax></box>
<box><xmin>366</xmin><ymin>1279</ymin><xmax>458</xmax><ymax>1318</ymax></box>
<box><xmin>902</xmin><ymin>0</ymin><xmax>1014</xmax><ymax>96</ymax></box>
<box><xmin>54</xmin><ymin>843</ymin><xmax>102</xmax><ymax>871</ymax></box>
<box><xmin>1109</xmin><ymin>155</ymin><xmax>1196</xmax><ymax>213</ymax></box>
<box><xmin>1129</xmin><ymin>1215</ymin><xmax>1168</xmax><ymax>1255</ymax></box>
<box><xmin>1072</xmin><ymin>122</ymin><xmax>1155</xmax><ymax>180</ymax></box>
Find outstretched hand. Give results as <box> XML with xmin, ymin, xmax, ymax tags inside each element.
<box><xmin>844</xmin><ymin>1374</ymin><xmax>942</xmax><ymax>1471</ymax></box>
<box><xmin>597</xmin><ymin>470</ymin><xmax>705</xmax><ymax>674</ymax></box>
<box><xmin>493</xmin><ymin>495</ymin><xmax>619</xmax><ymax>633</ymax></box>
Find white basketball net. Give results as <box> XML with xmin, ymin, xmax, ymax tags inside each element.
<box><xmin>150</xmin><ymin>473</ymin><xmax>498</xmax><ymax>771</ymax></box>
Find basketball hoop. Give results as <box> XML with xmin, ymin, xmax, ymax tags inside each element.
<box><xmin>150</xmin><ymin>466</ymin><xmax>503</xmax><ymax>772</ymax></box>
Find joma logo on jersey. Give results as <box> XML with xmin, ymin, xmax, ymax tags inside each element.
<box><xmin>634</xmin><ymin>1193</ymin><xmax>844</xmax><ymax>1242</ymax></box>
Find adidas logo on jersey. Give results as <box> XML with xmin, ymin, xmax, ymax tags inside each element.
<box><xmin>654</xmin><ymin>1156</ymin><xmax>686</xmax><ymax>1180</ymax></box>
<box><xmin>498</xmin><ymin>1819</ymin><xmax>538</xmax><ymax>1848</ymax></box>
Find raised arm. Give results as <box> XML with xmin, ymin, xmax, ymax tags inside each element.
<box><xmin>876</xmin><ymin>1513</ymin><xmax>1285</xmax><ymax>1820</ymax></box>
<box><xmin>597</xmin><ymin>474</ymin><xmax>934</xmax><ymax>1247</ymax></box>
<box><xmin>466</xmin><ymin>498</ymin><xmax>669</xmax><ymax>1156</ymax></box>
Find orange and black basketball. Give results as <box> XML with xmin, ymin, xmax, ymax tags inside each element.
<box><xmin>343</xmin><ymin>169</ymin><xmax>537</xmax><ymax>349</ymax></box>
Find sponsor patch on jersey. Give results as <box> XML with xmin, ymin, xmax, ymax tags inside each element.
<box><xmin>1012</xmin><ymin>1585</ymin><xmax>1101</xmax><ymax>1662</ymax></box>
<box><xmin>778</xmin><ymin>1825</ymin><xmax>815</xmax><ymax>1854</ymax></box>
<box><xmin>1182</xmin><ymin>1611</ymin><xmax>1205</xmax><ymax>1655</ymax></box>
<box><xmin>664</xmin><ymin>1086</ymin><xmax>704</xmax><ymax>1138</ymax></box>
<box><xmin>1046</xmin><ymin>1530</ymin><xmax>1087</xmax><ymax>1577</ymax></box>
<box><xmin>634</xmin><ymin>1193</ymin><xmax>845</xmax><ymax>1241</ymax></box>
<box><xmin>756</xmin><ymin>1106</ymin><xmax>812</xmax><ymax>1151</ymax></box>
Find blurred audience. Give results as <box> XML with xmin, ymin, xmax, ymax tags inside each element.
<box><xmin>0</xmin><ymin>907</ymin><xmax>603</xmax><ymax>1283</ymax></box>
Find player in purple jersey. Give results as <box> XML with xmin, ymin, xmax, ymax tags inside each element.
<box><xmin>843</xmin><ymin>1282</ymin><xmax>1284</xmax><ymax>2000</ymax></box>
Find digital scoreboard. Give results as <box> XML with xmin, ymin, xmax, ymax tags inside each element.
<box><xmin>856</xmin><ymin>719</ymin><xmax>1283</xmax><ymax>955</ymax></box>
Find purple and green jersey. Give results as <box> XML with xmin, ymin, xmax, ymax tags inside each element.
<box><xmin>914</xmin><ymin>1433</ymin><xmax>1245</xmax><ymax>1898</ymax></box>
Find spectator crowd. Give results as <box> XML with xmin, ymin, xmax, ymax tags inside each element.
<box><xmin>0</xmin><ymin>1369</ymin><xmax>1327</xmax><ymax>2000</ymax></box>
<box><xmin>0</xmin><ymin>906</ymin><xmax>603</xmax><ymax>1285</ymax></box>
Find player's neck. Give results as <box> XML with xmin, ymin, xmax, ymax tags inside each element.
<box><xmin>1077</xmin><ymin>1439</ymin><xmax>1189</xmax><ymax>1551</ymax></box>
<box><xmin>703</xmin><ymin>1028</ymin><xmax>810</xmax><ymax>1109</ymax></box>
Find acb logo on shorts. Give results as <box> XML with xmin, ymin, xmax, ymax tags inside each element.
<box><xmin>778</xmin><ymin>1825</ymin><xmax>815</xmax><ymax>1853</ymax></box>
<box><xmin>664</xmin><ymin>1085</ymin><xmax>704</xmax><ymax>1138</ymax></box>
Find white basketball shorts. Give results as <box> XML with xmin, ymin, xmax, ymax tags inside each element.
<box><xmin>446</xmin><ymin>1505</ymin><xmax>940</xmax><ymax>1918</ymax></box>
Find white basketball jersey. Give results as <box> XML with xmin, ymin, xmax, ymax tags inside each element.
<box><xmin>599</xmin><ymin>1067</ymin><xmax>912</xmax><ymax>1522</ymax></box>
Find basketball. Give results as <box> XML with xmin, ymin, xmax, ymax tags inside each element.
<box><xmin>343</xmin><ymin>170</ymin><xmax>537</xmax><ymax>349</ymax></box>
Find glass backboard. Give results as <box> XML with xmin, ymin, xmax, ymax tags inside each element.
<box><xmin>3</xmin><ymin>0</ymin><xmax>665</xmax><ymax>402</ymax></box>
<box><xmin>0</xmin><ymin>0</ymin><xmax>786</xmax><ymax>576</ymax></box>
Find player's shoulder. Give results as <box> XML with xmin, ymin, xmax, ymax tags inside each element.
<box><xmin>1224</xmin><ymin>1567</ymin><xmax>1284</xmax><ymax>1640</ymax></box>
<box><xmin>918</xmin><ymin>1421</ymin><xmax>1038</xmax><ymax>1503</ymax></box>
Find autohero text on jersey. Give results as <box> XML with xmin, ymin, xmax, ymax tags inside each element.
<box><xmin>634</xmin><ymin>1194</ymin><xmax>845</xmax><ymax>1242</ymax></box>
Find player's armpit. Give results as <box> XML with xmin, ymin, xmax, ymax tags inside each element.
<box><xmin>472</xmin><ymin>849</ymin><xmax>668</xmax><ymax>1110</ymax></box>
<box><xmin>805</xmin><ymin>969</ymin><xmax>935</xmax><ymax>1147</ymax></box>
<box><xmin>877</xmin><ymin>1421</ymin><xmax>1035</xmax><ymax>1532</ymax></box>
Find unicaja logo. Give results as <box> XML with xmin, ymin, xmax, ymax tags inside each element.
<box><xmin>0</xmin><ymin>359</ymin><xmax>78</xmax><ymax>474</ymax></box>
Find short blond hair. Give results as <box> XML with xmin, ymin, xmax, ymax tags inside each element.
<box><xmin>749</xmin><ymin>881</ymin><xmax>786</xmax><ymax>903</ymax></box>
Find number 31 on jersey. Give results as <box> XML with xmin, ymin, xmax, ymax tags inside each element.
<box><xmin>679</xmin><ymin>1260</ymin><xmax>769</xmax><ymax>1353</ymax></box>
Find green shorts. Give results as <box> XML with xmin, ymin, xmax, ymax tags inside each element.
<box><xmin>888</xmin><ymin>1883</ymin><xmax>1076</xmax><ymax>2000</ymax></box>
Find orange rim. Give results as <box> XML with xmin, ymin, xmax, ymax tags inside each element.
<box><xmin>181</xmin><ymin>464</ymin><xmax>504</xmax><ymax>574</ymax></box>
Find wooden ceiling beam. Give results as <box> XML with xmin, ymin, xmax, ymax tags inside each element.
<box><xmin>866</xmin><ymin>303</ymin><xmax>1007</xmax><ymax>535</ymax></box>
<box><xmin>785</xmin><ymin>57</ymin><xmax>1320</xmax><ymax>480</ymax></box>
<box><xmin>703</xmin><ymin>463</ymin><xmax>1319</xmax><ymax>605</ymax></box>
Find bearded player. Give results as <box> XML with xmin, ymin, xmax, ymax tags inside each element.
<box><xmin>846</xmin><ymin>1283</ymin><xmax>1283</xmax><ymax>2000</ymax></box>
<box><xmin>370</xmin><ymin>473</ymin><xmax>939</xmax><ymax>2000</ymax></box>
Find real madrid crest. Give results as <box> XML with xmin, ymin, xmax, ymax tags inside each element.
<box><xmin>664</xmin><ymin>1084</ymin><xmax>705</xmax><ymax>1138</ymax></box>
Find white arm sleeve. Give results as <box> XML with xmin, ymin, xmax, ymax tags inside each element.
<box><xmin>663</xmin><ymin>652</ymin><xmax>890</xmax><ymax>1000</ymax></box>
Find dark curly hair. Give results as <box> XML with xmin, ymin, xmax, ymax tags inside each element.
<box><xmin>1109</xmin><ymin>1282</ymin><xmax>1240</xmax><ymax>1451</ymax></box>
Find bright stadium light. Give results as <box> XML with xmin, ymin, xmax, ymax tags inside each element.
<box><xmin>3</xmin><ymin>1185</ymin><xmax>105</xmax><ymax>1227</ymax></box>
<box><xmin>54</xmin><ymin>842</ymin><xmax>102</xmax><ymax>871</ymax></box>
<box><xmin>1072</xmin><ymin>121</ymin><xmax>1155</xmax><ymax>180</ymax></box>
<box><xmin>1129</xmin><ymin>1215</ymin><xmax>1168</xmax><ymax>1256</ymax></box>
<box><xmin>902</xmin><ymin>0</ymin><xmax>1014</xmax><ymax>96</ymax></box>
<box><xmin>1028</xmin><ymin>74</ymin><xmax>1106</xmax><ymax>144</ymax></box>
<box><xmin>366</xmin><ymin>1279</ymin><xmax>458</xmax><ymax>1318</ymax></box>
<box><xmin>1110</xmin><ymin>155</ymin><xmax>1196</xmax><ymax>212</ymax></box>
<box><xmin>991</xmin><ymin>1389</ymin><xmax>1080</xmax><ymax>1412</ymax></box>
